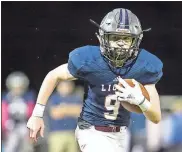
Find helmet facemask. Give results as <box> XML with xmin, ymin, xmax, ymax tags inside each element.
<box><xmin>98</xmin><ymin>32</ymin><xmax>142</xmax><ymax>67</ymax></box>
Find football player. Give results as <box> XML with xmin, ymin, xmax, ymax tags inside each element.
<box><xmin>27</xmin><ymin>8</ymin><xmax>163</xmax><ymax>152</ymax></box>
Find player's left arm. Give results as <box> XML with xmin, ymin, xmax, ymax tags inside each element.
<box><xmin>143</xmin><ymin>84</ymin><xmax>161</xmax><ymax>124</ymax></box>
<box><xmin>115</xmin><ymin>78</ymin><xmax>162</xmax><ymax>124</ymax></box>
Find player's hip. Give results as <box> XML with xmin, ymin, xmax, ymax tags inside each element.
<box><xmin>79</xmin><ymin>113</ymin><xmax>130</xmax><ymax>127</ymax></box>
<box><xmin>75</xmin><ymin>119</ymin><xmax>129</xmax><ymax>152</ymax></box>
<box><xmin>77</xmin><ymin>117</ymin><xmax>127</xmax><ymax>137</ymax></box>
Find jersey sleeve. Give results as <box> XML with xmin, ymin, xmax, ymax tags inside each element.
<box><xmin>67</xmin><ymin>47</ymin><xmax>87</xmax><ymax>80</ymax></box>
<box><xmin>143</xmin><ymin>58</ymin><xmax>163</xmax><ymax>84</ymax></box>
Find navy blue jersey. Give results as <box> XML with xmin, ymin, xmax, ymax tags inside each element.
<box><xmin>68</xmin><ymin>45</ymin><xmax>163</xmax><ymax>127</ymax></box>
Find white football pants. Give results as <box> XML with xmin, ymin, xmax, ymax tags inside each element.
<box><xmin>75</xmin><ymin>125</ymin><xmax>130</xmax><ymax>152</ymax></box>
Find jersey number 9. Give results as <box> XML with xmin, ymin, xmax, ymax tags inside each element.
<box><xmin>104</xmin><ymin>94</ymin><xmax>120</xmax><ymax>120</ymax></box>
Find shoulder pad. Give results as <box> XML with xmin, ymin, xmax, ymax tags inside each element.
<box><xmin>68</xmin><ymin>45</ymin><xmax>100</xmax><ymax>78</ymax></box>
<box><xmin>138</xmin><ymin>49</ymin><xmax>163</xmax><ymax>84</ymax></box>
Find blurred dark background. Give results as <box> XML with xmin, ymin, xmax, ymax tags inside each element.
<box><xmin>2</xmin><ymin>1</ymin><xmax>182</xmax><ymax>94</ymax></box>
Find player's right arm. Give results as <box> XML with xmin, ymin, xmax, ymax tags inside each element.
<box><xmin>27</xmin><ymin>46</ymin><xmax>87</xmax><ymax>142</ymax></box>
<box><xmin>36</xmin><ymin>63</ymin><xmax>76</xmax><ymax>105</ymax></box>
<box><xmin>27</xmin><ymin>63</ymin><xmax>76</xmax><ymax>142</ymax></box>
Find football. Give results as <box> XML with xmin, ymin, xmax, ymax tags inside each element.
<box><xmin>119</xmin><ymin>79</ymin><xmax>150</xmax><ymax>113</ymax></box>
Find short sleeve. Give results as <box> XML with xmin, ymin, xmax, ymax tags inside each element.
<box><xmin>145</xmin><ymin>68</ymin><xmax>163</xmax><ymax>84</ymax></box>
<box><xmin>143</xmin><ymin>58</ymin><xmax>163</xmax><ymax>84</ymax></box>
<box><xmin>67</xmin><ymin>47</ymin><xmax>86</xmax><ymax>79</ymax></box>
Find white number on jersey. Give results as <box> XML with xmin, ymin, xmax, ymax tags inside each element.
<box><xmin>104</xmin><ymin>94</ymin><xmax>120</xmax><ymax>120</ymax></box>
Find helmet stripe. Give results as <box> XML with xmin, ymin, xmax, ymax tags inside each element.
<box><xmin>125</xmin><ymin>9</ymin><xmax>129</xmax><ymax>29</ymax></box>
<box><xmin>118</xmin><ymin>8</ymin><xmax>126</xmax><ymax>29</ymax></box>
<box><xmin>118</xmin><ymin>9</ymin><xmax>122</xmax><ymax>28</ymax></box>
<box><xmin>122</xmin><ymin>9</ymin><xmax>126</xmax><ymax>27</ymax></box>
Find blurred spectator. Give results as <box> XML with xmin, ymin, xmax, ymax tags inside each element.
<box><xmin>160</xmin><ymin>101</ymin><xmax>182</xmax><ymax>152</ymax></box>
<box><xmin>2</xmin><ymin>71</ymin><xmax>35</xmax><ymax>152</ymax></box>
<box><xmin>74</xmin><ymin>85</ymin><xmax>84</xmax><ymax>101</ymax></box>
<box><xmin>170</xmin><ymin>101</ymin><xmax>182</xmax><ymax>146</ymax></box>
<box><xmin>2</xmin><ymin>143</ymin><xmax>4</xmax><ymax>152</ymax></box>
<box><xmin>47</xmin><ymin>80</ymin><xmax>82</xmax><ymax>152</ymax></box>
<box><xmin>160</xmin><ymin>109</ymin><xmax>173</xmax><ymax>151</ymax></box>
<box><xmin>146</xmin><ymin>99</ymin><xmax>182</xmax><ymax>152</ymax></box>
<box><xmin>146</xmin><ymin>109</ymin><xmax>171</xmax><ymax>152</ymax></box>
<box><xmin>130</xmin><ymin>113</ymin><xmax>146</xmax><ymax>152</ymax></box>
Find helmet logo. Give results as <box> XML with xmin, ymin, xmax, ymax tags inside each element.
<box><xmin>116</xmin><ymin>28</ymin><xmax>130</xmax><ymax>33</ymax></box>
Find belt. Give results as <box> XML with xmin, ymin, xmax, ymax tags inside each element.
<box><xmin>94</xmin><ymin>126</ymin><xmax>121</xmax><ymax>132</ymax></box>
<box><xmin>77</xmin><ymin>117</ymin><xmax>126</xmax><ymax>132</ymax></box>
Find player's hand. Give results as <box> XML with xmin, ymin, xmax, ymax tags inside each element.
<box><xmin>115</xmin><ymin>77</ymin><xmax>145</xmax><ymax>105</ymax></box>
<box><xmin>27</xmin><ymin>116</ymin><xmax>45</xmax><ymax>142</ymax></box>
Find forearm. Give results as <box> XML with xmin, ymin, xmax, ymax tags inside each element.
<box><xmin>143</xmin><ymin>100</ymin><xmax>161</xmax><ymax>124</ymax></box>
<box><xmin>141</xmin><ymin>84</ymin><xmax>161</xmax><ymax>124</ymax></box>
<box><xmin>36</xmin><ymin>63</ymin><xmax>76</xmax><ymax>105</ymax></box>
<box><xmin>36</xmin><ymin>72</ymin><xmax>59</xmax><ymax>105</ymax></box>
<box><xmin>32</xmin><ymin>72</ymin><xmax>59</xmax><ymax>117</ymax></box>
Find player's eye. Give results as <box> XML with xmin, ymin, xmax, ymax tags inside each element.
<box><xmin>122</xmin><ymin>37</ymin><xmax>133</xmax><ymax>43</ymax></box>
<box><xmin>109</xmin><ymin>35</ymin><xmax>121</xmax><ymax>41</ymax></box>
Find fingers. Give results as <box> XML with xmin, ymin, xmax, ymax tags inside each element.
<box><xmin>27</xmin><ymin>116</ymin><xmax>45</xmax><ymax>142</ymax></box>
<box><xmin>117</xmin><ymin>96</ymin><xmax>128</xmax><ymax>102</ymax></box>
<box><xmin>32</xmin><ymin>129</ymin><xmax>39</xmax><ymax>142</ymax></box>
<box><xmin>40</xmin><ymin>126</ymin><xmax>44</xmax><ymax>138</ymax></box>
<box><xmin>27</xmin><ymin>121</ymin><xmax>34</xmax><ymax>140</ymax></box>
<box><xmin>117</xmin><ymin>77</ymin><xmax>129</xmax><ymax>88</ymax></box>
<box><xmin>28</xmin><ymin>128</ymin><xmax>38</xmax><ymax>142</ymax></box>
<box><xmin>27</xmin><ymin>124</ymin><xmax>40</xmax><ymax>142</ymax></box>
<box><xmin>115</xmin><ymin>91</ymin><xmax>127</xmax><ymax>100</ymax></box>
<box><xmin>115</xmin><ymin>84</ymin><xmax>125</xmax><ymax>92</ymax></box>
<box><xmin>28</xmin><ymin>126</ymin><xmax>45</xmax><ymax>142</ymax></box>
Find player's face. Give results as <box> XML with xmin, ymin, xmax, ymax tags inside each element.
<box><xmin>105</xmin><ymin>34</ymin><xmax>133</xmax><ymax>61</ymax></box>
<box><xmin>108</xmin><ymin>35</ymin><xmax>133</xmax><ymax>49</ymax></box>
<box><xmin>101</xmin><ymin>33</ymin><xmax>136</xmax><ymax>67</ymax></box>
<box><xmin>11</xmin><ymin>86</ymin><xmax>25</xmax><ymax>96</ymax></box>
